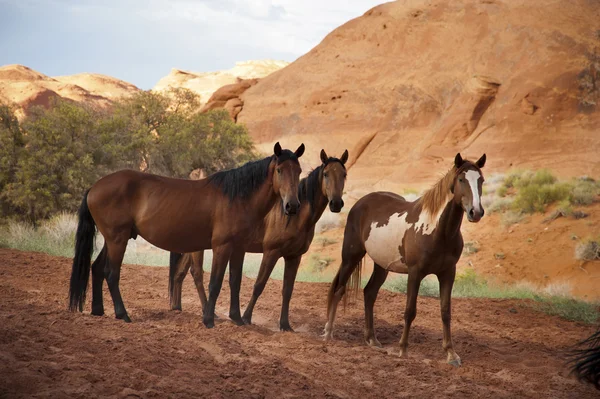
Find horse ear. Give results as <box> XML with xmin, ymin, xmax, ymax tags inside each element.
<box><xmin>454</xmin><ymin>153</ymin><xmax>464</xmax><ymax>168</ymax></box>
<box><xmin>340</xmin><ymin>149</ymin><xmax>349</xmax><ymax>165</ymax></box>
<box><xmin>476</xmin><ymin>153</ymin><xmax>486</xmax><ymax>169</ymax></box>
<box><xmin>295</xmin><ymin>143</ymin><xmax>305</xmax><ymax>158</ymax></box>
<box><xmin>274</xmin><ymin>142</ymin><xmax>282</xmax><ymax>157</ymax></box>
<box><xmin>320</xmin><ymin>149</ymin><xmax>328</xmax><ymax>164</ymax></box>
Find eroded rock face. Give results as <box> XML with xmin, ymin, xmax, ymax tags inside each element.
<box><xmin>0</xmin><ymin>64</ymin><xmax>139</xmax><ymax>117</ymax></box>
<box><xmin>236</xmin><ymin>0</ymin><xmax>600</xmax><ymax>188</ymax></box>
<box><xmin>153</xmin><ymin>60</ymin><xmax>287</xmax><ymax>105</ymax></box>
<box><xmin>200</xmin><ymin>78</ymin><xmax>259</xmax><ymax>121</ymax></box>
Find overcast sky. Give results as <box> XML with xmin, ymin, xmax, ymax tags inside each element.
<box><xmin>0</xmin><ymin>0</ymin><xmax>383</xmax><ymax>89</ymax></box>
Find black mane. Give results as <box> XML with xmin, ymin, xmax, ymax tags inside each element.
<box><xmin>298</xmin><ymin>157</ymin><xmax>345</xmax><ymax>211</ymax></box>
<box><xmin>208</xmin><ymin>150</ymin><xmax>299</xmax><ymax>202</ymax></box>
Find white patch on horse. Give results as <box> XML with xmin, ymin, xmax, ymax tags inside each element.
<box><xmin>465</xmin><ymin>170</ymin><xmax>481</xmax><ymax>212</ymax></box>
<box><xmin>364</xmin><ymin>206</ymin><xmax>448</xmax><ymax>272</ymax></box>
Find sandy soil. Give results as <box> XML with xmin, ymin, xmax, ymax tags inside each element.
<box><xmin>0</xmin><ymin>248</ymin><xmax>597</xmax><ymax>398</ymax></box>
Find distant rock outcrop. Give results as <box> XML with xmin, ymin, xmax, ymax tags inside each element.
<box><xmin>0</xmin><ymin>64</ymin><xmax>139</xmax><ymax>117</ymax></box>
<box><xmin>153</xmin><ymin>60</ymin><xmax>288</xmax><ymax>106</ymax></box>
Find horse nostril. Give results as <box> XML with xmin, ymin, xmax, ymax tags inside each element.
<box><xmin>285</xmin><ymin>203</ymin><xmax>291</xmax><ymax>211</ymax></box>
<box><xmin>481</xmin><ymin>209</ymin><xmax>485</xmax><ymax>217</ymax></box>
<box><xmin>340</xmin><ymin>199</ymin><xmax>344</xmax><ymax>208</ymax></box>
<box><xmin>469</xmin><ymin>209</ymin><xmax>475</xmax><ymax>218</ymax></box>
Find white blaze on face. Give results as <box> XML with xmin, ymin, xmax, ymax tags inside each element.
<box><xmin>465</xmin><ymin>170</ymin><xmax>482</xmax><ymax>212</ymax></box>
<box><xmin>364</xmin><ymin>207</ymin><xmax>446</xmax><ymax>272</ymax></box>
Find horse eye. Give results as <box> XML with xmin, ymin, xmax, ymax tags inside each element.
<box><xmin>324</xmin><ymin>172</ymin><xmax>329</xmax><ymax>178</ymax></box>
<box><xmin>276</xmin><ymin>168</ymin><xmax>282</xmax><ymax>174</ymax></box>
<box><xmin>458</xmin><ymin>178</ymin><xmax>463</xmax><ymax>182</ymax></box>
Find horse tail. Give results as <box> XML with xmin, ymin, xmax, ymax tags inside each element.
<box><xmin>68</xmin><ymin>190</ymin><xmax>96</xmax><ymax>312</ymax></box>
<box><xmin>568</xmin><ymin>328</ymin><xmax>600</xmax><ymax>390</ymax></box>
<box><xmin>168</xmin><ymin>252</ymin><xmax>183</xmax><ymax>304</ymax></box>
<box><xmin>326</xmin><ymin>258</ymin><xmax>364</xmax><ymax>317</ymax></box>
<box><xmin>344</xmin><ymin>258</ymin><xmax>363</xmax><ymax>309</ymax></box>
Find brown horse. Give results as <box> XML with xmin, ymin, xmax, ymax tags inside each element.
<box><xmin>323</xmin><ymin>153</ymin><xmax>486</xmax><ymax>366</ymax></box>
<box><xmin>68</xmin><ymin>142</ymin><xmax>304</xmax><ymax>328</ymax></box>
<box><xmin>169</xmin><ymin>149</ymin><xmax>349</xmax><ymax>331</ymax></box>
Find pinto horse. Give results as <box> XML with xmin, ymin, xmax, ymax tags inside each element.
<box><xmin>169</xmin><ymin>149</ymin><xmax>348</xmax><ymax>331</ymax></box>
<box><xmin>68</xmin><ymin>142</ymin><xmax>304</xmax><ymax>328</ymax></box>
<box><xmin>323</xmin><ymin>153</ymin><xmax>486</xmax><ymax>366</ymax></box>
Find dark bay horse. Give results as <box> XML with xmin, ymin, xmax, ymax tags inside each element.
<box><xmin>324</xmin><ymin>153</ymin><xmax>486</xmax><ymax>366</ymax></box>
<box><xmin>169</xmin><ymin>149</ymin><xmax>348</xmax><ymax>331</ymax></box>
<box><xmin>68</xmin><ymin>142</ymin><xmax>304</xmax><ymax>328</ymax></box>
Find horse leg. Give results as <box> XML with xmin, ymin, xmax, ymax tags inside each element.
<box><xmin>189</xmin><ymin>251</ymin><xmax>208</xmax><ymax>311</ymax></box>
<box><xmin>438</xmin><ymin>265</ymin><xmax>461</xmax><ymax>366</ymax></box>
<box><xmin>203</xmin><ymin>244</ymin><xmax>233</xmax><ymax>328</ymax></box>
<box><xmin>104</xmin><ymin>238</ymin><xmax>130</xmax><ymax>322</ymax></box>
<box><xmin>228</xmin><ymin>249</ymin><xmax>246</xmax><ymax>326</ymax></box>
<box><xmin>242</xmin><ymin>250</ymin><xmax>280</xmax><ymax>325</ymax></box>
<box><xmin>90</xmin><ymin>246</ymin><xmax>107</xmax><ymax>316</ymax></box>
<box><xmin>398</xmin><ymin>270</ymin><xmax>423</xmax><ymax>357</ymax></box>
<box><xmin>363</xmin><ymin>263</ymin><xmax>388</xmax><ymax>348</ymax></box>
<box><xmin>170</xmin><ymin>253</ymin><xmax>191</xmax><ymax>311</ymax></box>
<box><xmin>279</xmin><ymin>255</ymin><xmax>301</xmax><ymax>332</ymax></box>
<box><xmin>323</xmin><ymin>246</ymin><xmax>365</xmax><ymax>341</ymax></box>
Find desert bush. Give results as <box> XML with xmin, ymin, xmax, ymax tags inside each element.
<box><xmin>570</xmin><ymin>178</ymin><xmax>600</xmax><ymax>205</ymax></box>
<box><xmin>512</xmin><ymin>180</ymin><xmax>571</xmax><ymax>213</ymax></box>
<box><xmin>575</xmin><ymin>239</ymin><xmax>600</xmax><ymax>261</ymax></box>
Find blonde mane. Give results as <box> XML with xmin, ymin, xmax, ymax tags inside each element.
<box><xmin>418</xmin><ymin>165</ymin><xmax>458</xmax><ymax>216</ymax></box>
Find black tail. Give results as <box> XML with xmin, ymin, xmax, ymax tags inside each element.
<box><xmin>169</xmin><ymin>252</ymin><xmax>183</xmax><ymax>303</ymax></box>
<box><xmin>68</xmin><ymin>190</ymin><xmax>96</xmax><ymax>312</ymax></box>
<box><xmin>568</xmin><ymin>328</ymin><xmax>600</xmax><ymax>390</ymax></box>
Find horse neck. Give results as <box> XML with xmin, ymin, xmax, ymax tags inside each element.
<box><xmin>436</xmin><ymin>198</ymin><xmax>464</xmax><ymax>240</ymax></box>
<box><xmin>248</xmin><ymin>173</ymin><xmax>279</xmax><ymax>219</ymax></box>
<box><xmin>297</xmin><ymin>171</ymin><xmax>329</xmax><ymax>231</ymax></box>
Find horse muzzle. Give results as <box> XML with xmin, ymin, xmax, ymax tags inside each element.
<box><xmin>466</xmin><ymin>207</ymin><xmax>484</xmax><ymax>223</ymax></box>
<box><xmin>284</xmin><ymin>200</ymin><xmax>299</xmax><ymax>216</ymax></box>
<box><xmin>329</xmin><ymin>198</ymin><xmax>344</xmax><ymax>213</ymax></box>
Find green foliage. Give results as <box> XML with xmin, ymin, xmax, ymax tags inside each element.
<box><xmin>3</xmin><ymin>100</ymin><xmax>106</xmax><ymax>222</ymax></box>
<box><xmin>570</xmin><ymin>178</ymin><xmax>600</xmax><ymax>205</ymax></box>
<box><xmin>0</xmin><ymin>104</ymin><xmax>25</xmax><ymax>216</ymax></box>
<box><xmin>0</xmin><ymin>88</ymin><xmax>257</xmax><ymax>223</ymax></box>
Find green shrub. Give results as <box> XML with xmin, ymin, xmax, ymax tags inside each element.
<box><xmin>570</xmin><ymin>178</ymin><xmax>600</xmax><ymax>205</ymax></box>
<box><xmin>512</xmin><ymin>181</ymin><xmax>571</xmax><ymax>213</ymax></box>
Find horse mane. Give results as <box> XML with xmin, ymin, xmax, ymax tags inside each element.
<box><xmin>298</xmin><ymin>157</ymin><xmax>346</xmax><ymax>211</ymax></box>
<box><xmin>418</xmin><ymin>159</ymin><xmax>476</xmax><ymax>215</ymax></box>
<box><xmin>208</xmin><ymin>150</ymin><xmax>299</xmax><ymax>201</ymax></box>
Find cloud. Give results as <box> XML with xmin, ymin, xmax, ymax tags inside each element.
<box><xmin>0</xmin><ymin>0</ymin><xmax>383</xmax><ymax>88</ymax></box>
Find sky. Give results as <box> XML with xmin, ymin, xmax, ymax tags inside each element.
<box><xmin>0</xmin><ymin>0</ymin><xmax>383</xmax><ymax>89</ymax></box>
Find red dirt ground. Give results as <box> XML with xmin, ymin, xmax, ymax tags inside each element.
<box><xmin>0</xmin><ymin>248</ymin><xmax>597</xmax><ymax>398</ymax></box>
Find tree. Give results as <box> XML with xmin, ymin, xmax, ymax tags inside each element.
<box><xmin>0</xmin><ymin>103</ymin><xmax>25</xmax><ymax>216</ymax></box>
<box><xmin>4</xmin><ymin>100</ymin><xmax>106</xmax><ymax>222</ymax></box>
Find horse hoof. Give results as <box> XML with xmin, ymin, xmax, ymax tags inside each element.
<box><xmin>203</xmin><ymin>319</ymin><xmax>214</xmax><ymax>329</ymax></box>
<box><xmin>117</xmin><ymin>314</ymin><xmax>131</xmax><ymax>323</ymax></box>
<box><xmin>365</xmin><ymin>337</ymin><xmax>382</xmax><ymax>348</ymax></box>
<box><xmin>398</xmin><ymin>348</ymin><xmax>408</xmax><ymax>358</ymax></box>
<box><xmin>280</xmin><ymin>323</ymin><xmax>294</xmax><ymax>332</ymax></box>
<box><xmin>171</xmin><ymin>306</ymin><xmax>182</xmax><ymax>312</ymax></box>
<box><xmin>91</xmin><ymin>308</ymin><xmax>104</xmax><ymax>317</ymax></box>
<box><xmin>321</xmin><ymin>331</ymin><xmax>333</xmax><ymax>341</ymax></box>
<box><xmin>242</xmin><ymin>316</ymin><xmax>252</xmax><ymax>325</ymax></box>
<box><xmin>230</xmin><ymin>315</ymin><xmax>245</xmax><ymax>326</ymax></box>
<box><xmin>448</xmin><ymin>358</ymin><xmax>462</xmax><ymax>367</ymax></box>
